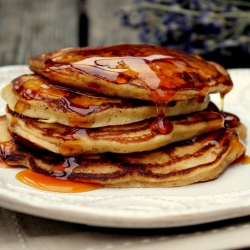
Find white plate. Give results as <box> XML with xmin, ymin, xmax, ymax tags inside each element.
<box><xmin>0</xmin><ymin>66</ymin><xmax>249</xmax><ymax>228</ymax></box>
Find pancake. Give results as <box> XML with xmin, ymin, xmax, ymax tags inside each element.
<box><xmin>28</xmin><ymin>47</ymin><xmax>81</xmax><ymax>75</ymax></box>
<box><xmin>6</xmin><ymin>106</ymin><xmax>224</xmax><ymax>155</ymax></box>
<box><xmin>28</xmin><ymin>44</ymin><xmax>233</xmax><ymax>104</ymax></box>
<box><xmin>0</xmin><ymin>116</ymin><xmax>245</xmax><ymax>187</ymax></box>
<box><xmin>1</xmin><ymin>74</ymin><xmax>210</xmax><ymax>128</ymax></box>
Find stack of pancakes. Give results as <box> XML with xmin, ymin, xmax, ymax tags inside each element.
<box><xmin>0</xmin><ymin>44</ymin><xmax>247</xmax><ymax>187</ymax></box>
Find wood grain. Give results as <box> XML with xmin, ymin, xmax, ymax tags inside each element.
<box><xmin>0</xmin><ymin>0</ymin><xmax>140</xmax><ymax>66</ymax></box>
<box><xmin>0</xmin><ymin>0</ymin><xmax>78</xmax><ymax>66</ymax></box>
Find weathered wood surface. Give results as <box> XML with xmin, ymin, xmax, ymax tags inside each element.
<box><xmin>0</xmin><ymin>0</ymin><xmax>140</xmax><ymax>66</ymax></box>
<box><xmin>0</xmin><ymin>0</ymin><xmax>79</xmax><ymax>66</ymax></box>
<box><xmin>88</xmin><ymin>0</ymin><xmax>140</xmax><ymax>46</ymax></box>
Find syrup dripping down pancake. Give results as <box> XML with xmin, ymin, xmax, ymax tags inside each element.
<box><xmin>28</xmin><ymin>44</ymin><xmax>233</xmax><ymax>103</ymax></box>
<box><xmin>2</xmin><ymin>74</ymin><xmax>210</xmax><ymax>128</ymax></box>
<box><xmin>205</xmin><ymin>102</ymin><xmax>248</xmax><ymax>141</ymax></box>
<box><xmin>6</xmin><ymin>106</ymin><xmax>224</xmax><ymax>155</ymax></box>
<box><xmin>0</xmin><ymin>116</ymin><xmax>245</xmax><ymax>188</ymax></box>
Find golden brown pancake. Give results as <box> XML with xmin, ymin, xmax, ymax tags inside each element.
<box><xmin>6</xmin><ymin>106</ymin><xmax>224</xmax><ymax>155</ymax></box>
<box><xmin>0</xmin><ymin>116</ymin><xmax>245</xmax><ymax>187</ymax></box>
<box><xmin>28</xmin><ymin>47</ymin><xmax>84</xmax><ymax>75</ymax></box>
<box><xmin>28</xmin><ymin>44</ymin><xmax>233</xmax><ymax>104</ymax></box>
<box><xmin>1</xmin><ymin>74</ymin><xmax>210</xmax><ymax>128</ymax></box>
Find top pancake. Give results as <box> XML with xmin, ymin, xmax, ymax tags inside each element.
<box><xmin>28</xmin><ymin>44</ymin><xmax>233</xmax><ymax>103</ymax></box>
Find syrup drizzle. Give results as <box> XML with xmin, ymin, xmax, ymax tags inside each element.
<box><xmin>16</xmin><ymin>169</ymin><xmax>101</xmax><ymax>193</ymax></box>
<box><xmin>44</xmin><ymin>44</ymin><xmax>233</xmax><ymax>101</ymax></box>
<box><xmin>43</xmin><ymin>44</ymin><xmax>233</xmax><ymax>134</ymax></box>
<box><xmin>49</xmin><ymin>157</ymin><xmax>79</xmax><ymax>179</ymax></box>
<box><xmin>206</xmin><ymin>102</ymin><xmax>240</xmax><ymax>128</ymax></box>
<box><xmin>12</xmin><ymin>75</ymin><xmax>110</xmax><ymax>117</ymax></box>
<box><xmin>220</xmin><ymin>93</ymin><xmax>225</xmax><ymax>112</ymax></box>
<box><xmin>150</xmin><ymin>103</ymin><xmax>174</xmax><ymax>134</ymax></box>
<box><xmin>238</xmin><ymin>155</ymin><xmax>250</xmax><ymax>164</ymax></box>
<box><xmin>0</xmin><ymin>140</ymin><xmax>15</xmax><ymax>159</ymax></box>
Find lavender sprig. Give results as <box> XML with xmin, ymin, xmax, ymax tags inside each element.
<box><xmin>117</xmin><ymin>0</ymin><xmax>250</xmax><ymax>61</ymax></box>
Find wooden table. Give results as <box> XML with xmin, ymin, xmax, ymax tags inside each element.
<box><xmin>0</xmin><ymin>0</ymin><xmax>139</xmax><ymax>66</ymax></box>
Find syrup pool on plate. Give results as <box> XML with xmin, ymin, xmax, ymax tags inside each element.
<box><xmin>16</xmin><ymin>169</ymin><xmax>101</xmax><ymax>193</ymax></box>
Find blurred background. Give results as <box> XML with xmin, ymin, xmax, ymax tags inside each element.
<box><xmin>1</xmin><ymin>0</ymin><xmax>250</xmax><ymax>68</ymax></box>
<box><xmin>0</xmin><ymin>0</ymin><xmax>139</xmax><ymax>66</ymax></box>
